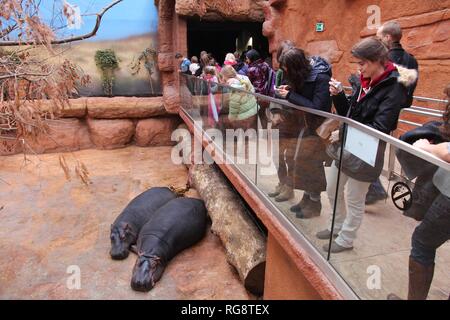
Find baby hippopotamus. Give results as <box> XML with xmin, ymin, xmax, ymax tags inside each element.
<box><xmin>110</xmin><ymin>187</ymin><xmax>177</xmax><ymax>260</ymax></box>
<box><xmin>131</xmin><ymin>197</ymin><xmax>207</xmax><ymax>292</ymax></box>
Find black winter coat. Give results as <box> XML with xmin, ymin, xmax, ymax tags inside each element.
<box><xmin>389</xmin><ymin>42</ymin><xmax>419</xmax><ymax>108</ymax></box>
<box><xmin>287</xmin><ymin>64</ymin><xmax>332</xmax><ymax>113</ymax></box>
<box><xmin>274</xmin><ymin>56</ymin><xmax>332</xmax><ymax>137</ymax></box>
<box><xmin>333</xmin><ymin>70</ymin><xmax>409</xmax><ymax>134</ymax></box>
<box><xmin>282</xmin><ymin>57</ymin><xmax>332</xmax><ymax>192</ymax></box>
<box><xmin>332</xmin><ymin>70</ymin><xmax>412</xmax><ymax>182</ymax></box>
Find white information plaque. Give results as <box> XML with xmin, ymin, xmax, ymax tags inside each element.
<box><xmin>344</xmin><ymin>126</ymin><xmax>380</xmax><ymax>167</ymax></box>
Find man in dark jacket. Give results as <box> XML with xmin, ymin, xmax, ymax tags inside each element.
<box><xmin>364</xmin><ymin>21</ymin><xmax>420</xmax><ymax>205</ymax></box>
<box><xmin>377</xmin><ymin>21</ymin><xmax>418</xmax><ymax>108</ymax></box>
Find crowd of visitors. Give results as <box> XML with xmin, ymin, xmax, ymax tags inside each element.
<box><xmin>176</xmin><ymin>21</ymin><xmax>449</xmax><ymax>300</ymax></box>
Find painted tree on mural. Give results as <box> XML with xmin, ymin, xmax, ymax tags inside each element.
<box><xmin>0</xmin><ymin>0</ymin><xmax>123</xmax><ymax>145</ymax></box>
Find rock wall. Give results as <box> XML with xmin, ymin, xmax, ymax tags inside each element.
<box><xmin>263</xmin><ymin>0</ymin><xmax>450</xmax><ymax>99</ymax></box>
<box><xmin>157</xmin><ymin>0</ymin><xmax>448</xmax><ymax>115</ymax></box>
<box><xmin>156</xmin><ymin>0</ymin><xmax>266</xmax><ymax>114</ymax></box>
<box><xmin>175</xmin><ymin>0</ymin><xmax>265</xmax><ymax>22</ymax></box>
<box><xmin>0</xmin><ymin>97</ymin><xmax>181</xmax><ymax>156</ymax></box>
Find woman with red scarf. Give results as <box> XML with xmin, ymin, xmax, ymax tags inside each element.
<box><xmin>317</xmin><ymin>37</ymin><xmax>418</xmax><ymax>253</ymax></box>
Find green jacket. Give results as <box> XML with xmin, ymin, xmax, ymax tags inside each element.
<box><xmin>227</xmin><ymin>76</ymin><xmax>258</xmax><ymax>121</ymax></box>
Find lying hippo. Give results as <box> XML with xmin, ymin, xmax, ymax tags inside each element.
<box><xmin>110</xmin><ymin>187</ymin><xmax>177</xmax><ymax>260</ymax></box>
<box><xmin>131</xmin><ymin>197</ymin><xmax>207</xmax><ymax>292</ymax></box>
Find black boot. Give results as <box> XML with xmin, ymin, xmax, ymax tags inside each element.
<box><xmin>290</xmin><ymin>194</ymin><xmax>309</xmax><ymax>213</ymax></box>
<box><xmin>388</xmin><ymin>258</ymin><xmax>434</xmax><ymax>300</ymax></box>
<box><xmin>296</xmin><ymin>199</ymin><xmax>321</xmax><ymax>219</ymax></box>
<box><xmin>408</xmin><ymin>258</ymin><xmax>434</xmax><ymax>300</ymax></box>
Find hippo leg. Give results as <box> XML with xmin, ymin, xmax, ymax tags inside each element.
<box><xmin>131</xmin><ymin>255</ymin><xmax>166</xmax><ymax>292</ymax></box>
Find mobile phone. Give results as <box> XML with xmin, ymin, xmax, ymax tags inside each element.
<box><xmin>330</xmin><ymin>80</ymin><xmax>342</xmax><ymax>90</ymax></box>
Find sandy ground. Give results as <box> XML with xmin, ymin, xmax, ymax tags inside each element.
<box><xmin>0</xmin><ymin>146</ymin><xmax>251</xmax><ymax>300</ymax></box>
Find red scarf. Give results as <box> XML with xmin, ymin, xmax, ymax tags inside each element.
<box><xmin>359</xmin><ymin>62</ymin><xmax>397</xmax><ymax>101</ymax></box>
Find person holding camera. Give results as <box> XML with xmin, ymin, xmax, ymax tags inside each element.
<box><xmin>318</xmin><ymin>38</ymin><xmax>416</xmax><ymax>253</ymax></box>
<box><xmin>364</xmin><ymin>21</ymin><xmax>421</xmax><ymax>205</ymax></box>
<box><xmin>274</xmin><ymin>47</ymin><xmax>332</xmax><ymax>218</ymax></box>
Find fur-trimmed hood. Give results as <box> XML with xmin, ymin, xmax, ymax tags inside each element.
<box><xmin>395</xmin><ymin>64</ymin><xmax>419</xmax><ymax>88</ymax></box>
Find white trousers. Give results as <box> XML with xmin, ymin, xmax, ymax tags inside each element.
<box><xmin>326</xmin><ymin>162</ymin><xmax>371</xmax><ymax>248</ymax></box>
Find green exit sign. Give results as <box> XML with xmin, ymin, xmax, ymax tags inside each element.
<box><xmin>316</xmin><ymin>22</ymin><xmax>325</xmax><ymax>32</ymax></box>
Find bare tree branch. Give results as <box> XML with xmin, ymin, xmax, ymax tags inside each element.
<box><xmin>0</xmin><ymin>0</ymin><xmax>124</xmax><ymax>47</ymax></box>
<box><xmin>0</xmin><ymin>71</ymin><xmax>53</xmax><ymax>80</ymax></box>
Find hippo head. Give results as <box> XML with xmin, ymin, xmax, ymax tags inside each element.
<box><xmin>131</xmin><ymin>255</ymin><xmax>165</xmax><ymax>292</ymax></box>
<box><xmin>110</xmin><ymin>222</ymin><xmax>136</xmax><ymax>260</ymax></box>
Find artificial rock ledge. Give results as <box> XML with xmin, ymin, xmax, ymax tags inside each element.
<box><xmin>1</xmin><ymin>97</ymin><xmax>181</xmax><ymax>155</ymax></box>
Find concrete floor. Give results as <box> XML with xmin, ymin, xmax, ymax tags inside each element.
<box><xmin>256</xmin><ymin>173</ymin><xmax>450</xmax><ymax>300</ymax></box>
<box><xmin>0</xmin><ymin>146</ymin><xmax>251</xmax><ymax>300</ymax></box>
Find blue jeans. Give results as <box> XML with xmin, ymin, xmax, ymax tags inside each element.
<box><xmin>411</xmin><ymin>193</ymin><xmax>450</xmax><ymax>266</ymax></box>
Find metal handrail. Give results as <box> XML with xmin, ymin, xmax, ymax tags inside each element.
<box><xmin>181</xmin><ymin>74</ymin><xmax>449</xmax><ymax>300</ymax></box>
<box><xmin>401</xmin><ymin>108</ymin><xmax>443</xmax><ymax>118</ymax></box>
<box><xmin>410</xmin><ymin>105</ymin><xmax>443</xmax><ymax>114</ymax></box>
<box><xmin>182</xmin><ymin>74</ymin><xmax>450</xmax><ymax>171</ymax></box>
<box><xmin>343</xmin><ymin>85</ymin><xmax>448</xmax><ymax>105</ymax></box>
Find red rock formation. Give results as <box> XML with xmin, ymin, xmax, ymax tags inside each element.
<box><xmin>86</xmin><ymin>97</ymin><xmax>167</xmax><ymax>119</ymax></box>
<box><xmin>263</xmin><ymin>0</ymin><xmax>450</xmax><ymax>98</ymax></box>
<box><xmin>157</xmin><ymin>0</ymin><xmax>266</xmax><ymax>114</ymax></box>
<box><xmin>134</xmin><ymin>117</ymin><xmax>181</xmax><ymax>147</ymax></box>
<box><xmin>87</xmin><ymin>118</ymin><xmax>135</xmax><ymax>150</ymax></box>
<box><xmin>156</xmin><ymin>0</ymin><xmax>180</xmax><ymax>114</ymax></box>
<box><xmin>175</xmin><ymin>0</ymin><xmax>265</xmax><ymax>22</ymax></box>
<box><xmin>24</xmin><ymin>119</ymin><xmax>93</xmax><ymax>154</ymax></box>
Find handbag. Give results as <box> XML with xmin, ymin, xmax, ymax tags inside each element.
<box><xmin>325</xmin><ymin>126</ymin><xmax>384</xmax><ymax>181</ymax></box>
<box><xmin>316</xmin><ymin>118</ymin><xmax>340</xmax><ymax>140</ymax></box>
<box><xmin>396</xmin><ymin>121</ymin><xmax>445</xmax><ymax>179</ymax></box>
<box><xmin>403</xmin><ymin>178</ymin><xmax>440</xmax><ymax>222</ymax></box>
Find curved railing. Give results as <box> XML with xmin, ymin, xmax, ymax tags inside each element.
<box><xmin>179</xmin><ymin>74</ymin><xmax>450</xmax><ymax>300</ymax></box>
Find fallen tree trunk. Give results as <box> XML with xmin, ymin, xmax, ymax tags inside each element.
<box><xmin>189</xmin><ymin>164</ymin><xmax>266</xmax><ymax>295</ymax></box>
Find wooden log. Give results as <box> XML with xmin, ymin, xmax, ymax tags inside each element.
<box><xmin>189</xmin><ymin>164</ymin><xmax>266</xmax><ymax>295</ymax></box>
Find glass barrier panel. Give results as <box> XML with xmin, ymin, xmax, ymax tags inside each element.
<box><xmin>256</xmin><ymin>100</ymin><xmax>345</xmax><ymax>259</ymax></box>
<box><xmin>329</xmin><ymin>123</ymin><xmax>450</xmax><ymax>300</ymax></box>
<box><xmin>218</xmin><ymin>85</ymin><xmax>259</xmax><ymax>183</ymax></box>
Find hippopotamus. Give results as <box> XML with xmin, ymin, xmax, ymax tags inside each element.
<box><xmin>110</xmin><ymin>187</ymin><xmax>177</xmax><ymax>260</ymax></box>
<box><xmin>131</xmin><ymin>197</ymin><xmax>207</xmax><ymax>292</ymax></box>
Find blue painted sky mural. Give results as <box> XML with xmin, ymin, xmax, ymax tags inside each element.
<box><xmin>40</xmin><ymin>0</ymin><xmax>158</xmax><ymax>41</ymax></box>
<box><xmin>36</xmin><ymin>0</ymin><xmax>161</xmax><ymax>96</ymax></box>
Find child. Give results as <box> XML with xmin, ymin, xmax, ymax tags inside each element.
<box><xmin>201</xmin><ymin>66</ymin><xmax>218</xmax><ymax>83</ymax></box>
<box><xmin>201</xmin><ymin>66</ymin><xmax>220</xmax><ymax>126</ymax></box>
<box><xmin>220</xmin><ymin>65</ymin><xmax>258</xmax><ymax>128</ymax></box>
<box><xmin>175</xmin><ymin>53</ymin><xmax>190</xmax><ymax>74</ymax></box>
<box><xmin>189</xmin><ymin>56</ymin><xmax>201</xmax><ymax>76</ymax></box>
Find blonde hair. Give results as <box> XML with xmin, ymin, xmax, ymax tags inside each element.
<box><xmin>220</xmin><ymin>65</ymin><xmax>237</xmax><ymax>80</ymax></box>
<box><xmin>225</xmin><ymin>53</ymin><xmax>236</xmax><ymax>63</ymax></box>
<box><xmin>203</xmin><ymin>66</ymin><xmax>216</xmax><ymax>76</ymax></box>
